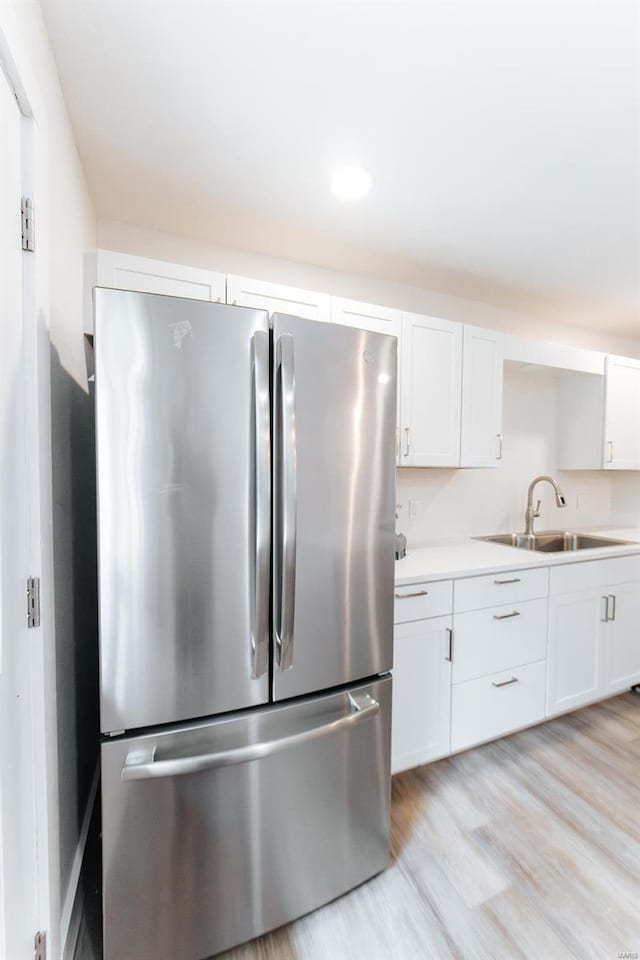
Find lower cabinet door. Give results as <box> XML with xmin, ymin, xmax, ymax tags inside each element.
<box><xmin>603</xmin><ymin>580</ymin><xmax>640</xmax><ymax>694</ymax></box>
<box><xmin>547</xmin><ymin>589</ymin><xmax>605</xmax><ymax>716</ymax></box>
<box><xmin>391</xmin><ymin>616</ymin><xmax>452</xmax><ymax>773</ymax></box>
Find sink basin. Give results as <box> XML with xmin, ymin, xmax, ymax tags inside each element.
<box><xmin>474</xmin><ymin>531</ymin><xmax>636</xmax><ymax>552</ymax></box>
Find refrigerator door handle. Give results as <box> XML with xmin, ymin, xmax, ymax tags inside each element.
<box><xmin>275</xmin><ymin>334</ymin><xmax>297</xmax><ymax>671</ymax></box>
<box><xmin>250</xmin><ymin>330</ymin><xmax>271</xmax><ymax>678</ymax></box>
<box><xmin>121</xmin><ymin>692</ymin><xmax>379</xmax><ymax>781</ymax></box>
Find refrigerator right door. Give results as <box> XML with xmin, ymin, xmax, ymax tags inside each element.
<box><xmin>272</xmin><ymin>313</ymin><xmax>396</xmax><ymax>702</ymax></box>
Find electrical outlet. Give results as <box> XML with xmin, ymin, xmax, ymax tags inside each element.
<box><xmin>409</xmin><ymin>499</ymin><xmax>419</xmax><ymax>519</ymax></box>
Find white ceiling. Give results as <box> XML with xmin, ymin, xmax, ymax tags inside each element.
<box><xmin>42</xmin><ymin>0</ymin><xmax>640</xmax><ymax>337</ymax></box>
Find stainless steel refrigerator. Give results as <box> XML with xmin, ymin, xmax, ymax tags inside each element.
<box><xmin>95</xmin><ymin>288</ymin><xmax>396</xmax><ymax>960</ymax></box>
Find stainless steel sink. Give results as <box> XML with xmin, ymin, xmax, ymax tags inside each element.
<box><xmin>474</xmin><ymin>531</ymin><xmax>636</xmax><ymax>552</ymax></box>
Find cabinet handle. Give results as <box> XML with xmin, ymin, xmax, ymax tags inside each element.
<box><xmin>601</xmin><ymin>595</ymin><xmax>610</xmax><ymax>622</ymax></box>
<box><xmin>496</xmin><ymin>433</ymin><xmax>504</xmax><ymax>460</ymax></box>
<box><xmin>493</xmin><ymin>577</ymin><xmax>521</xmax><ymax>585</ymax></box>
<box><xmin>445</xmin><ymin>627</ymin><xmax>453</xmax><ymax>662</ymax></box>
<box><xmin>492</xmin><ymin>676</ymin><xmax>519</xmax><ymax>688</ymax></box>
<box><xmin>606</xmin><ymin>441</ymin><xmax>614</xmax><ymax>463</ymax></box>
<box><xmin>608</xmin><ymin>594</ymin><xmax>616</xmax><ymax>622</ymax></box>
<box><xmin>404</xmin><ymin>427</ymin><xmax>410</xmax><ymax>457</ymax></box>
<box><xmin>395</xmin><ymin>589</ymin><xmax>429</xmax><ymax>599</ymax></box>
<box><xmin>493</xmin><ymin>610</ymin><xmax>521</xmax><ymax>620</ymax></box>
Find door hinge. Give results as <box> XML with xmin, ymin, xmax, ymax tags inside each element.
<box><xmin>34</xmin><ymin>931</ymin><xmax>46</xmax><ymax>960</ymax></box>
<box><xmin>21</xmin><ymin>196</ymin><xmax>35</xmax><ymax>251</ymax></box>
<box><xmin>27</xmin><ymin>576</ymin><xmax>41</xmax><ymax>628</ymax></box>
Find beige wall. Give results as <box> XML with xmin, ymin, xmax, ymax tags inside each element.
<box><xmin>0</xmin><ymin>2</ymin><xmax>97</xmax><ymax>954</ymax></box>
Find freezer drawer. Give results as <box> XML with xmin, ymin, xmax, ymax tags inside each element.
<box><xmin>101</xmin><ymin>676</ymin><xmax>391</xmax><ymax>960</ymax></box>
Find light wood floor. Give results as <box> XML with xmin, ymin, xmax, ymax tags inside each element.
<box><xmin>77</xmin><ymin>692</ymin><xmax>640</xmax><ymax>960</ymax></box>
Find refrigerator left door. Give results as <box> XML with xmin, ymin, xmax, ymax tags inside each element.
<box><xmin>95</xmin><ymin>289</ymin><xmax>271</xmax><ymax>732</ymax></box>
<box><xmin>101</xmin><ymin>676</ymin><xmax>391</xmax><ymax>960</ymax></box>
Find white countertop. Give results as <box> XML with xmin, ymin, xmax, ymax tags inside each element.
<box><xmin>395</xmin><ymin>527</ymin><xmax>640</xmax><ymax>585</ymax></box>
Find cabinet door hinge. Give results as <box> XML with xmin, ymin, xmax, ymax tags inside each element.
<box><xmin>27</xmin><ymin>576</ymin><xmax>41</xmax><ymax>628</ymax></box>
<box><xmin>34</xmin><ymin>931</ymin><xmax>46</xmax><ymax>960</ymax></box>
<box><xmin>21</xmin><ymin>196</ymin><xmax>35</xmax><ymax>251</ymax></box>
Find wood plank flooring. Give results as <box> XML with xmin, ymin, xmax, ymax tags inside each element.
<box><xmin>76</xmin><ymin>692</ymin><xmax>640</xmax><ymax>960</ymax></box>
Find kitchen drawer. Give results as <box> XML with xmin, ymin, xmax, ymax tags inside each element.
<box><xmin>452</xmin><ymin>598</ymin><xmax>548</xmax><ymax>684</ymax></box>
<box><xmin>451</xmin><ymin>659</ymin><xmax>546</xmax><ymax>753</ymax></box>
<box><xmin>394</xmin><ymin>580</ymin><xmax>453</xmax><ymax>624</ymax></box>
<box><xmin>549</xmin><ymin>554</ymin><xmax>640</xmax><ymax>595</ymax></box>
<box><xmin>453</xmin><ymin>567</ymin><xmax>548</xmax><ymax>613</ymax></box>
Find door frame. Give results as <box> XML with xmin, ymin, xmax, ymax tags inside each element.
<box><xmin>0</xmin><ymin>12</ymin><xmax>59</xmax><ymax>959</ymax></box>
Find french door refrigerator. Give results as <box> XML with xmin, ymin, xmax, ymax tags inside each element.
<box><xmin>94</xmin><ymin>288</ymin><xmax>396</xmax><ymax>960</ymax></box>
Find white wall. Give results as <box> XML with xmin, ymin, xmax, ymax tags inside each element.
<box><xmin>397</xmin><ymin>367</ymin><xmax>615</xmax><ymax>544</ymax></box>
<box><xmin>0</xmin><ymin>2</ymin><xmax>97</xmax><ymax>955</ymax></box>
<box><xmin>611</xmin><ymin>473</ymin><xmax>640</xmax><ymax>528</ymax></box>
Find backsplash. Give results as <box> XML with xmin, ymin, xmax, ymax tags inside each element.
<box><xmin>396</xmin><ymin>366</ymin><xmax>618</xmax><ymax>545</ymax></box>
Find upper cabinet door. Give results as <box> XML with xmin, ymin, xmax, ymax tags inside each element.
<box><xmin>460</xmin><ymin>325</ymin><xmax>504</xmax><ymax>468</ymax></box>
<box><xmin>330</xmin><ymin>297</ymin><xmax>401</xmax><ymax>337</ymax></box>
<box><xmin>96</xmin><ymin>250</ymin><xmax>226</xmax><ymax>302</ymax></box>
<box><xmin>399</xmin><ymin>313</ymin><xmax>463</xmax><ymax>467</ymax></box>
<box><xmin>227</xmin><ymin>275</ymin><xmax>330</xmax><ymax>322</ymax></box>
<box><xmin>603</xmin><ymin>355</ymin><xmax>640</xmax><ymax>469</ymax></box>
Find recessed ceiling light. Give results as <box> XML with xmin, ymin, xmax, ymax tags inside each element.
<box><xmin>331</xmin><ymin>167</ymin><xmax>373</xmax><ymax>200</ymax></box>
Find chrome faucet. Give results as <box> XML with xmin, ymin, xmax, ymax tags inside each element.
<box><xmin>524</xmin><ymin>476</ymin><xmax>567</xmax><ymax>536</ymax></box>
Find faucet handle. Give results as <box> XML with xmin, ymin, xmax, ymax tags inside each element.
<box><xmin>534</xmin><ymin>499</ymin><xmax>541</xmax><ymax>518</ymax></box>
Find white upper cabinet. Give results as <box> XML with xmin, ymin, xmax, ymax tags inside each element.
<box><xmin>460</xmin><ymin>325</ymin><xmax>504</xmax><ymax>468</ymax></box>
<box><xmin>87</xmin><ymin>250</ymin><xmax>227</xmax><ymax>333</ymax></box>
<box><xmin>603</xmin><ymin>355</ymin><xmax>640</xmax><ymax>469</ymax></box>
<box><xmin>226</xmin><ymin>275</ymin><xmax>331</xmax><ymax>322</ymax></box>
<box><xmin>97</xmin><ymin>250</ymin><xmax>225</xmax><ymax>300</ymax></box>
<box><xmin>399</xmin><ymin>313</ymin><xmax>463</xmax><ymax>467</ymax></box>
<box><xmin>558</xmin><ymin>355</ymin><xmax>640</xmax><ymax>471</ymax></box>
<box><xmin>330</xmin><ymin>297</ymin><xmax>401</xmax><ymax>337</ymax></box>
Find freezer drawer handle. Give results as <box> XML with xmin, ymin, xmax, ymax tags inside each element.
<box><xmin>250</xmin><ymin>330</ymin><xmax>271</xmax><ymax>678</ymax></box>
<box><xmin>275</xmin><ymin>334</ymin><xmax>297</xmax><ymax>672</ymax></box>
<box><xmin>120</xmin><ymin>692</ymin><xmax>379</xmax><ymax>781</ymax></box>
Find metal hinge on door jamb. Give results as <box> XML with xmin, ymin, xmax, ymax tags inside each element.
<box><xmin>27</xmin><ymin>576</ymin><xmax>40</xmax><ymax>628</ymax></box>
<box><xmin>34</xmin><ymin>931</ymin><xmax>46</xmax><ymax>960</ymax></box>
<box><xmin>21</xmin><ymin>196</ymin><xmax>35</xmax><ymax>251</ymax></box>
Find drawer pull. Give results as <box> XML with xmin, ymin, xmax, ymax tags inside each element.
<box><xmin>492</xmin><ymin>676</ymin><xmax>519</xmax><ymax>688</ymax></box>
<box><xmin>493</xmin><ymin>577</ymin><xmax>521</xmax><ymax>585</ymax></box>
<box><xmin>395</xmin><ymin>590</ymin><xmax>429</xmax><ymax>599</ymax></box>
<box><xmin>445</xmin><ymin>627</ymin><xmax>453</xmax><ymax>662</ymax></box>
<box><xmin>493</xmin><ymin>610</ymin><xmax>521</xmax><ymax>621</ymax></box>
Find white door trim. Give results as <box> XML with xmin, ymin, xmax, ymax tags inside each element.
<box><xmin>0</xmin><ymin>11</ymin><xmax>59</xmax><ymax>958</ymax></box>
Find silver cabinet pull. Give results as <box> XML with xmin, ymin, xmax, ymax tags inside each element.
<box><xmin>601</xmin><ymin>595</ymin><xmax>610</xmax><ymax>622</ymax></box>
<box><xmin>492</xmin><ymin>676</ymin><xmax>519</xmax><ymax>688</ymax></box>
<box><xmin>404</xmin><ymin>426</ymin><xmax>410</xmax><ymax>457</ymax></box>
<box><xmin>496</xmin><ymin>433</ymin><xmax>504</xmax><ymax>460</ymax></box>
<box><xmin>493</xmin><ymin>577</ymin><xmax>521</xmax><ymax>585</ymax></box>
<box><xmin>608</xmin><ymin>594</ymin><xmax>617</xmax><ymax>622</ymax></box>
<box><xmin>250</xmin><ymin>330</ymin><xmax>270</xmax><ymax>678</ymax></box>
<box><xmin>275</xmin><ymin>334</ymin><xmax>297</xmax><ymax>672</ymax></box>
<box><xmin>395</xmin><ymin>589</ymin><xmax>429</xmax><ymax>599</ymax></box>
<box><xmin>445</xmin><ymin>627</ymin><xmax>453</xmax><ymax>662</ymax></box>
<box><xmin>606</xmin><ymin>440</ymin><xmax>614</xmax><ymax>463</ymax></box>
<box><xmin>493</xmin><ymin>610</ymin><xmax>521</xmax><ymax>620</ymax></box>
<box><xmin>121</xmin><ymin>693</ymin><xmax>379</xmax><ymax>781</ymax></box>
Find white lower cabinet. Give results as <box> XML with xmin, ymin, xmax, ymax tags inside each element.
<box><xmin>391</xmin><ymin>615</ymin><xmax>452</xmax><ymax>774</ymax></box>
<box><xmin>546</xmin><ymin>589</ymin><xmax>604</xmax><ymax>716</ymax></box>
<box><xmin>451</xmin><ymin>660</ymin><xmax>547</xmax><ymax>753</ymax></box>
<box><xmin>602</xmin><ymin>581</ymin><xmax>640</xmax><ymax>694</ymax></box>
<box><xmin>392</xmin><ymin>554</ymin><xmax>639</xmax><ymax>776</ymax></box>
<box><xmin>547</xmin><ymin>569</ymin><xmax>640</xmax><ymax>716</ymax></box>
